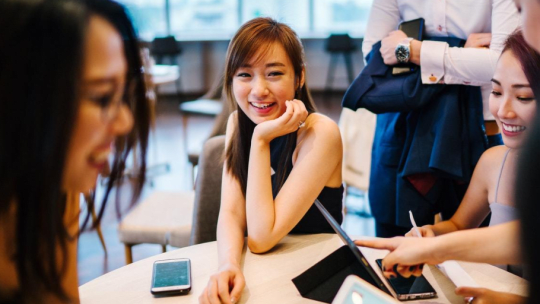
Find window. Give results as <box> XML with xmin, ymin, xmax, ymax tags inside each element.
<box><xmin>117</xmin><ymin>0</ymin><xmax>373</xmax><ymax>40</ymax></box>
<box><xmin>121</xmin><ymin>0</ymin><xmax>168</xmax><ymax>41</ymax></box>
<box><xmin>170</xmin><ymin>0</ymin><xmax>239</xmax><ymax>40</ymax></box>
<box><xmin>241</xmin><ymin>0</ymin><xmax>310</xmax><ymax>35</ymax></box>
<box><xmin>313</xmin><ymin>0</ymin><xmax>373</xmax><ymax>37</ymax></box>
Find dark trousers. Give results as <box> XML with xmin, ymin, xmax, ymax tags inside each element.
<box><xmin>375</xmin><ymin>222</ymin><xmax>411</xmax><ymax>238</ymax></box>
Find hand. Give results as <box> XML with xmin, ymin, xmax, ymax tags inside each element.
<box><xmin>381</xmin><ymin>30</ymin><xmax>408</xmax><ymax>65</ymax></box>
<box><xmin>199</xmin><ymin>263</ymin><xmax>245</xmax><ymax>304</ymax></box>
<box><xmin>464</xmin><ymin>33</ymin><xmax>491</xmax><ymax>48</ymax></box>
<box><xmin>404</xmin><ymin>226</ymin><xmax>435</xmax><ymax>238</ymax></box>
<box><xmin>354</xmin><ymin>237</ymin><xmax>441</xmax><ymax>278</ymax></box>
<box><xmin>253</xmin><ymin>99</ymin><xmax>308</xmax><ymax>144</ymax></box>
<box><xmin>455</xmin><ymin>286</ymin><xmax>527</xmax><ymax>304</ymax></box>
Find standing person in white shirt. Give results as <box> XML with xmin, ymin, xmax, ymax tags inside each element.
<box><xmin>356</xmin><ymin>1</ymin><xmax>540</xmax><ymax>303</ymax></box>
<box><xmin>362</xmin><ymin>0</ymin><xmax>521</xmax><ymax>238</ymax></box>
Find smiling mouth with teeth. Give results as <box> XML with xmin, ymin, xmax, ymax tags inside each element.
<box><xmin>250</xmin><ymin>102</ymin><xmax>275</xmax><ymax>109</ymax></box>
<box><xmin>502</xmin><ymin>123</ymin><xmax>526</xmax><ymax>133</ymax></box>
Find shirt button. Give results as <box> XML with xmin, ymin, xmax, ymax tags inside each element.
<box><xmin>429</xmin><ymin>75</ymin><xmax>437</xmax><ymax>82</ymax></box>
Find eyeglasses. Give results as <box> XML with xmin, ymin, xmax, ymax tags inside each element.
<box><xmin>82</xmin><ymin>75</ymin><xmax>138</xmax><ymax>123</ymax></box>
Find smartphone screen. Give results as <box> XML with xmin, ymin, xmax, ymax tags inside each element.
<box><xmin>375</xmin><ymin>259</ymin><xmax>436</xmax><ymax>300</ymax></box>
<box><xmin>151</xmin><ymin>258</ymin><xmax>191</xmax><ymax>295</ymax></box>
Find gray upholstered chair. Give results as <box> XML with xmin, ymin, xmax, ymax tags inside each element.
<box><xmin>179</xmin><ymin>74</ymin><xmax>227</xmax><ymax>185</ymax></box>
<box><xmin>170</xmin><ymin>135</ymin><xmax>225</xmax><ymax>246</ymax></box>
<box><xmin>118</xmin><ymin>191</ymin><xmax>194</xmax><ymax>264</ymax></box>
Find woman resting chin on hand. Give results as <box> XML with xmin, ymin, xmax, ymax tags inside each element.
<box><xmin>199</xmin><ymin>18</ymin><xmax>344</xmax><ymax>304</ymax></box>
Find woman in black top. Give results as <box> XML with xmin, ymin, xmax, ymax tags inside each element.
<box><xmin>199</xmin><ymin>18</ymin><xmax>343</xmax><ymax>304</ymax></box>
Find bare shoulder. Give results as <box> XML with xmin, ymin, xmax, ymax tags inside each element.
<box><xmin>300</xmin><ymin>113</ymin><xmax>341</xmax><ymax>142</ymax></box>
<box><xmin>224</xmin><ymin>111</ymin><xmax>238</xmax><ymax>145</ymax></box>
<box><xmin>476</xmin><ymin>145</ymin><xmax>510</xmax><ymax>173</ymax></box>
<box><xmin>226</xmin><ymin>111</ymin><xmax>238</xmax><ymax>130</ymax></box>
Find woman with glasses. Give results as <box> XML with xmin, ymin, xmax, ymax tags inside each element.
<box><xmin>0</xmin><ymin>0</ymin><xmax>150</xmax><ymax>302</ymax></box>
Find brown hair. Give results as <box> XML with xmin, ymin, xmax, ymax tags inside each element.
<box><xmin>224</xmin><ymin>17</ymin><xmax>316</xmax><ymax>196</ymax></box>
<box><xmin>502</xmin><ymin>29</ymin><xmax>540</xmax><ymax>99</ymax></box>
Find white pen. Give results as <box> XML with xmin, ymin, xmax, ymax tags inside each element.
<box><xmin>409</xmin><ymin>210</ymin><xmax>422</xmax><ymax>238</ymax></box>
<box><xmin>407</xmin><ymin>212</ymin><xmax>480</xmax><ymax>294</ymax></box>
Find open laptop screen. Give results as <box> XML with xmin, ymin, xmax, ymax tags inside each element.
<box><xmin>314</xmin><ymin>199</ymin><xmax>391</xmax><ymax>295</ymax></box>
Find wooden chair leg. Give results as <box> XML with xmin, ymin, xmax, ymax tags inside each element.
<box><xmin>124</xmin><ymin>244</ymin><xmax>134</xmax><ymax>264</ymax></box>
<box><xmin>181</xmin><ymin>113</ymin><xmax>189</xmax><ymax>157</ymax></box>
<box><xmin>161</xmin><ymin>244</ymin><xmax>167</xmax><ymax>253</ymax></box>
<box><xmin>91</xmin><ymin>206</ymin><xmax>107</xmax><ymax>256</ymax></box>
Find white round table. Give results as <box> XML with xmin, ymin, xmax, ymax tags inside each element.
<box><xmin>79</xmin><ymin>234</ymin><xmax>528</xmax><ymax>303</ymax></box>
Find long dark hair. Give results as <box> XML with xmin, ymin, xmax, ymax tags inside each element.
<box><xmin>0</xmin><ymin>0</ymin><xmax>149</xmax><ymax>302</ymax></box>
<box><xmin>224</xmin><ymin>17</ymin><xmax>316</xmax><ymax>196</ymax></box>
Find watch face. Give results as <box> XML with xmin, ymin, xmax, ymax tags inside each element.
<box><xmin>396</xmin><ymin>45</ymin><xmax>410</xmax><ymax>63</ymax></box>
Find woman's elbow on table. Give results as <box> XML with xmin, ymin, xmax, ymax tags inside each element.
<box><xmin>247</xmin><ymin>235</ymin><xmax>278</xmax><ymax>254</ymax></box>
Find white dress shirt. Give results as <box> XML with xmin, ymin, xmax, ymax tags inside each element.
<box><xmin>362</xmin><ymin>0</ymin><xmax>520</xmax><ymax>120</ymax></box>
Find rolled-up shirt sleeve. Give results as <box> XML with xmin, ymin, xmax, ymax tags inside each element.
<box><xmin>420</xmin><ymin>0</ymin><xmax>520</xmax><ymax>85</ymax></box>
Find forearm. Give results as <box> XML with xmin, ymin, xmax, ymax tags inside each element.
<box><xmin>217</xmin><ymin>214</ymin><xmax>246</xmax><ymax>268</ymax></box>
<box><xmin>409</xmin><ymin>39</ymin><xmax>421</xmax><ymax>66</ymax></box>
<box><xmin>427</xmin><ymin>220</ymin><xmax>460</xmax><ymax>236</ymax></box>
<box><xmin>245</xmin><ymin>137</ymin><xmax>279</xmax><ymax>250</ymax></box>
<box><xmin>410</xmin><ymin>39</ymin><xmax>495</xmax><ymax>84</ymax></box>
<box><xmin>433</xmin><ymin>221</ymin><xmax>521</xmax><ymax>264</ymax></box>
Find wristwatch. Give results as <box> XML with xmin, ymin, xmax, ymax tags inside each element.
<box><xmin>395</xmin><ymin>38</ymin><xmax>414</xmax><ymax>64</ymax></box>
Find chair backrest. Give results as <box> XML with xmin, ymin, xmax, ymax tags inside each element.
<box><xmin>150</xmin><ymin>36</ymin><xmax>182</xmax><ymax>64</ymax></box>
<box><xmin>325</xmin><ymin>34</ymin><xmax>357</xmax><ymax>53</ymax></box>
<box><xmin>189</xmin><ymin>135</ymin><xmax>225</xmax><ymax>245</ymax></box>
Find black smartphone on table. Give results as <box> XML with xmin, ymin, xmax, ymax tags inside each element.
<box><xmin>150</xmin><ymin>258</ymin><xmax>191</xmax><ymax>296</ymax></box>
<box><xmin>375</xmin><ymin>259</ymin><xmax>436</xmax><ymax>301</ymax></box>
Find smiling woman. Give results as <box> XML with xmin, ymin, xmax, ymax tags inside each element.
<box><xmin>355</xmin><ymin>30</ymin><xmax>540</xmax><ymax>304</ymax></box>
<box><xmin>0</xmin><ymin>0</ymin><xmax>150</xmax><ymax>303</ymax></box>
<box><xmin>398</xmin><ymin>30</ymin><xmax>538</xmax><ymax>279</ymax></box>
<box><xmin>65</xmin><ymin>15</ymin><xmax>135</xmax><ymax>193</ymax></box>
<box><xmin>489</xmin><ymin>45</ymin><xmax>538</xmax><ymax>149</ymax></box>
<box><xmin>199</xmin><ymin>18</ymin><xmax>344</xmax><ymax>304</ymax></box>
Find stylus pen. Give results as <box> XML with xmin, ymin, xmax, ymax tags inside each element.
<box><xmin>409</xmin><ymin>211</ymin><xmax>477</xmax><ymax>303</ymax></box>
<box><xmin>408</xmin><ymin>210</ymin><xmax>422</xmax><ymax>238</ymax></box>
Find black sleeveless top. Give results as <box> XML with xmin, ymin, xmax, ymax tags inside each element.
<box><xmin>269</xmin><ymin>132</ymin><xmax>344</xmax><ymax>234</ymax></box>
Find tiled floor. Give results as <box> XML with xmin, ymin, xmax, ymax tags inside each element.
<box><xmin>77</xmin><ymin>91</ymin><xmax>375</xmax><ymax>286</ymax></box>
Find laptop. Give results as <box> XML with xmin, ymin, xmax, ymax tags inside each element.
<box><xmin>313</xmin><ymin>199</ymin><xmax>391</xmax><ymax>295</ymax></box>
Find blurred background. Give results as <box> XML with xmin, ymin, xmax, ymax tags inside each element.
<box><xmin>124</xmin><ymin>0</ymin><xmax>372</xmax><ymax>94</ymax></box>
<box><xmin>78</xmin><ymin>0</ymin><xmax>375</xmax><ymax>285</ymax></box>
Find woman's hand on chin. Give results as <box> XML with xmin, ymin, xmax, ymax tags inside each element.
<box><xmin>253</xmin><ymin>99</ymin><xmax>308</xmax><ymax>144</ymax></box>
<box><xmin>199</xmin><ymin>263</ymin><xmax>245</xmax><ymax>304</ymax></box>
